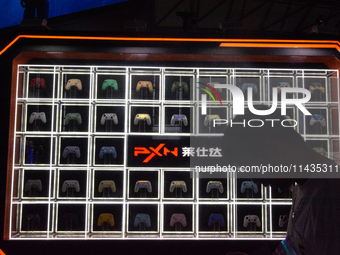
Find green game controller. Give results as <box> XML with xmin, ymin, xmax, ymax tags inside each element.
<box><xmin>102</xmin><ymin>79</ymin><xmax>118</xmax><ymax>91</ymax></box>
<box><xmin>171</xmin><ymin>82</ymin><xmax>189</xmax><ymax>93</ymax></box>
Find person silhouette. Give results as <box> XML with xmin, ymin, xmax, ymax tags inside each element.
<box><xmin>20</xmin><ymin>0</ymin><xmax>49</xmax><ymax>20</ymax></box>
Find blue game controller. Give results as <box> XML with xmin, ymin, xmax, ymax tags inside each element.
<box><xmin>99</xmin><ymin>146</ymin><xmax>117</xmax><ymax>159</ymax></box>
<box><xmin>208</xmin><ymin>214</ymin><xmax>225</xmax><ymax>227</ymax></box>
<box><xmin>134</xmin><ymin>213</ymin><xmax>151</xmax><ymax>227</ymax></box>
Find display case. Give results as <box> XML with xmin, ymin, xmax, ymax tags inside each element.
<box><xmin>7</xmin><ymin>64</ymin><xmax>340</xmax><ymax>240</ymax></box>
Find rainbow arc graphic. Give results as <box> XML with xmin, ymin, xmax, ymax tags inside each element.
<box><xmin>197</xmin><ymin>82</ymin><xmax>223</xmax><ymax>115</ymax></box>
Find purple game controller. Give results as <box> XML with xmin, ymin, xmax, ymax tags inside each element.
<box><xmin>134</xmin><ymin>213</ymin><xmax>151</xmax><ymax>227</ymax></box>
<box><xmin>240</xmin><ymin>181</ymin><xmax>258</xmax><ymax>193</ymax></box>
<box><xmin>62</xmin><ymin>146</ymin><xmax>81</xmax><ymax>158</ymax></box>
<box><xmin>310</xmin><ymin>114</ymin><xmax>326</xmax><ymax>127</ymax></box>
<box><xmin>241</xmin><ymin>83</ymin><xmax>258</xmax><ymax>94</ymax></box>
<box><xmin>208</xmin><ymin>214</ymin><xmax>225</xmax><ymax>227</ymax></box>
<box><xmin>243</xmin><ymin>215</ymin><xmax>261</xmax><ymax>228</ymax></box>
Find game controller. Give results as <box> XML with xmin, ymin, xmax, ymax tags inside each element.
<box><xmin>134</xmin><ymin>180</ymin><xmax>152</xmax><ymax>193</ymax></box>
<box><xmin>24</xmin><ymin>179</ymin><xmax>42</xmax><ymax>192</ymax></box>
<box><xmin>310</xmin><ymin>114</ymin><xmax>326</xmax><ymax>127</ymax></box>
<box><xmin>99</xmin><ymin>146</ymin><xmax>117</xmax><ymax>159</ymax></box>
<box><xmin>206</xmin><ymin>181</ymin><xmax>224</xmax><ymax>193</ymax></box>
<box><xmin>240</xmin><ymin>181</ymin><xmax>258</xmax><ymax>193</ymax></box>
<box><xmin>62</xmin><ymin>213</ymin><xmax>78</xmax><ymax>226</ymax></box>
<box><xmin>136</xmin><ymin>81</ymin><xmax>153</xmax><ymax>93</ymax></box>
<box><xmin>276</xmin><ymin>82</ymin><xmax>291</xmax><ymax>93</ymax></box>
<box><xmin>313</xmin><ymin>147</ymin><xmax>327</xmax><ymax>156</ymax></box>
<box><xmin>27</xmin><ymin>143</ymin><xmax>44</xmax><ymax>164</ymax></box>
<box><xmin>102</xmin><ymin>79</ymin><xmax>118</xmax><ymax>91</ymax></box>
<box><xmin>65</xmin><ymin>113</ymin><xmax>82</xmax><ymax>125</ymax></box>
<box><xmin>243</xmin><ymin>215</ymin><xmax>261</xmax><ymax>228</ymax></box>
<box><xmin>29</xmin><ymin>78</ymin><xmax>46</xmax><ymax>90</ymax></box>
<box><xmin>29</xmin><ymin>112</ymin><xmax>47</xmax><ymax>124</ymax></box>
<box><xmin>169</xmin><ymin>180</ymin><xmax>187</xmax><ymax>193</ymax></box>
<box><xmin>208</xmin><ymin>214</ymin><xmax>225</xmax><ymax>227</ymax></box>
<box><xmin>97</xmin><ymin>213</ymin><xmax>114</xmax><ymax>227</ymax></box>
<box><xmin>134</xmin><ymin>214</ymin><xmax>151</xmax><ymax>227</ymax></box>
<box><xmin>134</xmin><ymin>114</ymin><xmax>152</xmax><ymax>125</ymax></box>
<box><xmin>171</xmin><ymin>82</ymin><xmax>189</xmax><ymax>93</ymax></box>
<box><xmin>170</xmin><ymin>114</ymin><xmax>188</xmax><ymax>126</ymax></box>
<box><xmin>170</xmin><ymin>213</ymin><xmax>187</xmax><ymax>227</ymax></box>
<box><xmin>98</xmin><ymin>180</ymin><xmax>116</xmax><ymax>193</ymax></box>
<box><xmin>23</xmin><ymin>214</ymin><xmax>41</xmax><ymax>227</ymax></box>
<box><xmin>62</xmin><ymin>146</ymin><xmax>81</xmax><ymax>158</ymax></box>
<box><xmin>204</xmin><ymin>115</ymin><xmax>221</xmax><ymax>126</ymax></box>
<box><xmin>100</xmin><ymin>113</ymin><xmax>118</xmax><ymax>125</ymax></box>
<box><xmin>65</xmin><ymin>79</ymin><xmax>82</xmax><ymax>90</ymax></box>
<box><xmin>207</xmin><ymin>82</ymin><xmax>223</xmax><ymax>93</ymax></box>
<box><xmin>309</xmin><ymin>83</ymin><xmax>325</xmax><ymax>94</ymax></box>
<box><xmin>241</xmin><ymin>83</ymin><xmax>258</xmax><ymax>94</ymax></box>
<box><xmin>62</xmin><ymin>180</ymin><xmax>80</xmax><ymax>192</ymax></box>
<box><xmin>279</xmin><ymin>215</ymin><xmax>288</xmax><ymax>227</ymax></box>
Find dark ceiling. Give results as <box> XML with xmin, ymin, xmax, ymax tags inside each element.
<box><xmin>37</xmin><ymin>0</ymin><xmax>340</xmax><ymax>38</ymax></box>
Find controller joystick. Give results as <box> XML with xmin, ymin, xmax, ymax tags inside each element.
<box><xmin>243</xmin><ymin>215</ymin><xmax>261</xmax><ymax>228</ymax></box>
<box><xmin>29</xmin><ymin>112</ymin><xmax>47</xmax><ymax>124</ymax></box>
